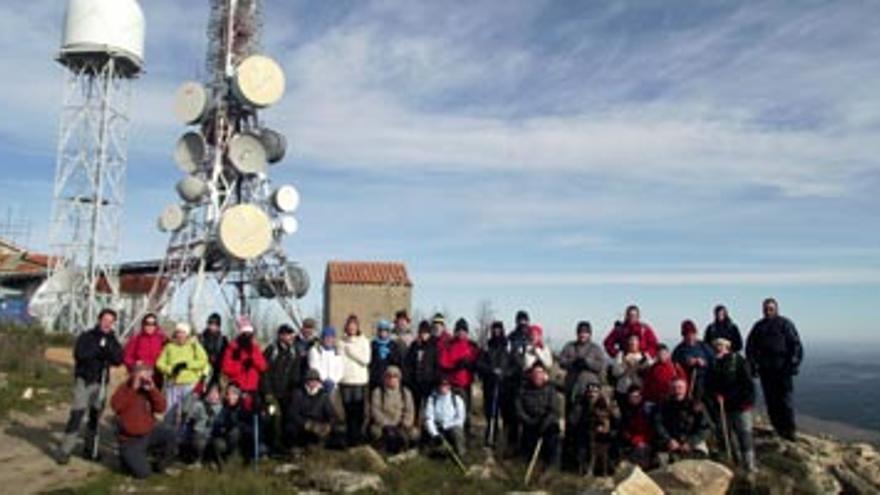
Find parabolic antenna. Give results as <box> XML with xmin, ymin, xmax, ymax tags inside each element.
<box><xmin>158</xmin><ymin>204</ymin><xmax>186</xmax><ymax>232</ymax></box>
<box><xmin>272</xmin><ymin>185</ymin><xmax>300</xmax><ymax>213</ymax></box>
<box><xmin>173</xmin><ymin>81</ymin><xmax>209</xmax><ymax>124</ymax></box>
<box><xmin>227</xmin><ymin>132</ymin><xmax>267</xmax><ymax>175</ymax></box>
<box><xmin>28</xmin><ymin>267</ymin><xmax>78</xmax><ymax>321</ymax></box>
<box><xmin>278</xmin><ymin>215</ymin><xmax>298</xmax><ymax>235</ymax></box>
<box><xmin>174</xmin><ymin>131</ymin><xmax>207</xmax><ymax>173</ymax></box>
<box><xmin>218</xmin><ymin>204</ymin><xmax>273</xmax><ymax>260</ymax></box>
<box><xmin>233</xmin><ymin>55</ymin><xmax>285</xmax><ymax>108</ymax></box>
<box><xmin>260</xmin><ymin>128</ymin><xmax>287</xmax><ymax>164</ymax></box>
<box><xmin>176</xmin><ymin>176</ymin><xmax>208</xmax><ymax>203</ymax></box>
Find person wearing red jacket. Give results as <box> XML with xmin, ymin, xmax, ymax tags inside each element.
<box><xmin>111</xmin><ymin>364</ymin><xmax>175</xmax><ymax>479</ymax></box>
<box><xmin>438</xmin><ymin>318</ymin><xmax>479</xmax><ymax>436</ymax></box>
<box><xmin>603</xmin><ymin>305</ymin><xmax>659</xmax><ymax>358</ymax></box>
<box><xmin>619</xmin><ymin>385</ymin><xmax>653</xmax><ymax>468</ymax></box>
<box><xmin>122</xmin><ymin>313</ymin><xmax>168</xmax><ymax>387</ymax></box>
<box><xmin>221</xmin><ymin>317</ymin><xmax>268</xmax><ymax>412</ymax></box>
<box><xmin>642</xmin><ymin>344</ymin><xmax>688</xmax><ymax>405</ymax></box>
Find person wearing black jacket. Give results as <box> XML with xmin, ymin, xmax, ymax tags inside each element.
<box><xmin>503</xmin><ymin>310</ymin><xmax>531</xmax><ymax>454</ymax></box>
<box><xmin>516</xmin><ymin>362</ymin><xmax>561</xmax><ymax>468</ymax></box>
<box><xmin>475</xmin><ymin>321</ymin><xmax>513</xmax><ymax>447</ymax></box>
<box><xmin>262</xmin><ymin>324</ymin><xmax>302</xmax><ymax>450</ymax></box>
<box><xmin>199</xmin><ymin>313</ymin><xmax>228</xmax><ymax>388</ymax></box>
<box><xmin>294</xmin><ymin>318</ymin><xmax>319</xmax><ymax>379</ymax></box>
<box><xmin>369</xmin><ymin>320</ymin><xmax>404</xmax><ymax>390</ymax></box>
<box><xmin>654</xmin><ymin>378</ymin><xmax>712</xmax><ymax>462</ymax></box>
<box><xmin>746</xmin><ymin>298</ymin><xmax>803</xmax><ymax>440</ymax></box>
<box><xmin>57</xmin><ymin>308</ymin><xmax>124</xmax><ymax>464</ymax></box>
<box><xmin>403</xmin><ymin>320</ymin><xmax>439</xmax><ymax>428</ymax></box>
<box><xmin>706</xmin><ymin>337</ymin><xmax>757</xmax><ymax>472</ymax></box>
<box><xmin>704</xmin><ymin>305</ymin><xmax>744</xmax><ymax>353</ymax></box>
<box><xmin>284</xmin><ymin>369</ymin><xmax>338</xmax><ymax>447</ymax></box>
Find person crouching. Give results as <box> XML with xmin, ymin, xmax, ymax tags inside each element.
<box><xmin>369</xmin><ymin>365</ymin><xmax>419</xmax><ymax>454</ymax></box>
<box><xmin>654</xmin><ymin>377</ymin><xmax>712</xmax><ymax>465</ymax></box>
<box><xmin>285</xmin><ymin>369</ymin><xmax>337</xmax><ymax>448</ymax></box>
<box><xmin>424</xmin><ymin>377</ymin><xmax>467</xmax><ymax>457</ymax></box>
<box><xmin>110</xmin><ymin>363</ymin><xmax>176</xmax><ymax>479</ymax></box>
<box><xmin>516</xmin><ymin>362</ymin><xmax>562</xmax><ymax>469</ymax></box>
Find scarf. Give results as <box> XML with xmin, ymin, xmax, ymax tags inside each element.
<box><xmin>374</xmin><ymin>336</ymin><xmax>392</xmax><ymax>360</ymax></box>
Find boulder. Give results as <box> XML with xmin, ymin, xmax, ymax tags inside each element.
<box><xmin>348</xmin><ymin>445</ymin><xmax>388</xmax><ymax>472</ymax></box>
<box><xmin>583</xmin><ymin>463</ymin><xmax>663</xmax><ymax>495</ymax></box>
<box><xmin>309</xmin><ymin>469</ymin><xmax>384</xmax><ymax>494</ymax></box>
<box><xmin>387</xmin><ymin>449</ymin><xmax>419</xmax><ymax>466</ymax></box>
<box><xmin>648</xmin><ymin>460</ymin><xmax>732</xmax><ymax>495</ymax></box>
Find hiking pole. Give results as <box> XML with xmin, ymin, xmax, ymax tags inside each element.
<box><xmin>440</xmin><ymin>435</ymin><xmax>468</xmax><ymax>474</ymax></box>
<box><xmin>524</xmin><ymin>437</ymin><xmax>543</xmax><ymax>486</ymax></box>
<box><xmin>718</xmin><ymin>396</ymin><xmax>733</xmax><ymax>463</ymax></box>
<box><xmin>253</xmin><ymin>406</ymin><xmax>260</xmax><ymax>471</ymax></box>
<box><xmin>687</xmin><ymin>367</ymin><xmax>697</xmax><ymax>399</ymax></box>
<box><xmin>91</xmin><ymin>366</ymin><xmax>109</xmax><ymax>460</ymax></box>
<box><xmin>487</xmin><ymin>381</ymin><xmax>500</xmax><ymax>448</ymax></box>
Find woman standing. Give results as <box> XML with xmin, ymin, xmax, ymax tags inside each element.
<box><xmin>338</xmin><ymin>315</ymin><xmax>371</xmax><ymax>446</ymax></box>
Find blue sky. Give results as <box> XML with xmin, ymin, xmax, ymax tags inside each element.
<box><xmin>1</xmin><ymin>1</ymin><xmax>879</xmax><ymax>346</ymax></box>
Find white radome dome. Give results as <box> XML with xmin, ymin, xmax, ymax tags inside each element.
<box><xmin>61</xmin><ymin>0</ymin><xmax>146</xmax><ymax>69</ymax></box>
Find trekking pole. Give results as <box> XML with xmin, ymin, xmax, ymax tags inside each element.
<box><xmin>91</xmin><ymin>366</ymin><xmax>109</xmax><ymax>460</ymax></box>
<box><xmin>687</xmin><ymin>367</ymin><xmax>697</xmax><ymax>399</ymax></box>
<box><xmin>253</xmin><ymin>406</ymin><xmax>260</xmax><ymax>470</ymax></box>
<box><xmin>487</xmin><ymin>381</ymin><xmax>500</xmax><ymax>448</ymax></box>
<box><xmin>524</xmin><ymin>437</ymin><xmax>543</xmax><ymax>486</ymax></box>
<box><xmin>718</xmin><ymin>396</ymin><xmax>733</xmax><ymax>463</ymax></box>
<box><xmin>440</xmin><ymin>435</ymin><xmax>468</xmax><ymax>474</ymax></box>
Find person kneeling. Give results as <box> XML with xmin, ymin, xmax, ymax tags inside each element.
<box><xmin>184</xmin><ymin>383</ymin><xmax>225</xmax><ymax>466</ymax></box>
<box><xmin>424</xmin><ymin>377</ymin><xmax>467</xmax><ymax>457</ymax></box>
<box><xmin>369</xmin><ymin>366</ymin><xmax>419</xmax><ymax>454</ymax></box>
<box><xmin>285</xmin><ymin>369</ymin><xmax>337</xmax><ymax>448</ymax></box>
<box><xmin>654</xmin><ymin>377</ymin><xmax>711</xmax><ymax>465</ymax></box>
<box><xmin>111</xmin><ymin>364</ymin><xmax>176</xmax><ymax>479</ymax></box>
<box><xmin>516</xmin><ymin>362</ymin><xmax>562</xmax><ymax>469</ymax></box>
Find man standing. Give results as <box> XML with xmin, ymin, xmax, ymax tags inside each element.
<box><xmin>503</xmin><ymin>310</ymin><xmax>531</xmax><ymax>453</ymax></box>
<box><xmin>603</xmin><ymin>305</ymin><xmax>659</xmax><ymax>358</ymax></box>
<box><xmin>559</xmin><ymin>321</ymin><xmax>606</xmax><ymax>407</ymax></box>
<box><xmin>746</xmin><ymin>298</ymin><xmax>803</xmax><ymax>440</ymax></box>
<box><xmin>262</xmin><ymin>324</ymin><xmax>302</xmax><ymax>450</ymax></box>
<box><xmin>111</xmin><ymin>364</ymin><xmax>176</xmax><ymax>479</ymax></box>
<box><xmin>393</xmin><ymin>310</ymin><xmax>414</xmax><ymax>354</ymax></box>
<box><xmin>476</xmin><ymin>321</ymin><xmax>513</xmax><ymax>447</ymax></box>
<box><xmin>57</xmin><ymin>308</ymin><xmax>123</xmax><ymax>464</ymax></box>
<box><xmin>294</xmin><ymin>318</ymin><xmax>319</xmax><ymax>380</ymax></box>
<box><xmin>403</xmin><ymin>320</ymin><xmax>440</xmax><ymax>426</ymax></box>
<box><xmin>706</xmin><ymin>338</ymin><xmax>757</xmax><ymax>472</ymax></box>
<box><xmin>200</xmin><ymin>313</ymin><xmax>227</xmax><ymax>388</ymax></box>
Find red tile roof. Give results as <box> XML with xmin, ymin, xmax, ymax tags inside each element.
<box><xmin>325</xmin><ymin>261</ymin><xmax>412</xmax><ymax>287</ymax></box>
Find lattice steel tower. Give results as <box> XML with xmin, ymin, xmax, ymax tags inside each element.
<box><xmin>41</xmin><ymin>0</ymin><xmax>145</xmax><ymax>331</ymax></box>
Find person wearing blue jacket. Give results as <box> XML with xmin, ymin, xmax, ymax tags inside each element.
<box><xmin>672</xmin><ymin>320</ymin><xmax>714</xmax><ymax>400</ymax></box>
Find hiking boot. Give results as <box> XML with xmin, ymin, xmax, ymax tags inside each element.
<box><xmin>55</xmin><ymin>450</ymin><xmax>70</xmax><ymax>466</ymax></box>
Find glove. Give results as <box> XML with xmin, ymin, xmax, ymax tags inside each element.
<box><xmin>323</xmin><ymin>380</ymin><xmax>335</xmax><ymax>393</ymax></box>
<box><xmin>431</xmin><ymin>434</ymin><xmax>443</xmax><ymax>447</ymax></box>
<box><xmin>172</xmin><ymin>362</ymin><xmax>187</xmax><ymax>376</ymax></box>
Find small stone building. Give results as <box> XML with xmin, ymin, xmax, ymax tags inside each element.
<box><xmin>324</xmin><ymin>261</ymin><xmax>412</xmax><ymax>337</ymax></box>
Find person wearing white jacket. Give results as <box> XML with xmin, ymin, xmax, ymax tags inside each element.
<box><xmin>309</xmin><ymin>327</ymin><xmax>344</xmax><ymax>392</ymax></box>
<box><xmin>338</xmin><ymin>315</ymin><xmax>371</xmax><ymax>446</ymax></box>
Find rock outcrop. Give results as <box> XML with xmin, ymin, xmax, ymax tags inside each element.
<box><xmin>648</xmin><ymin>460</ymin><xmax>733</xmax><ymax>495</ymax></box>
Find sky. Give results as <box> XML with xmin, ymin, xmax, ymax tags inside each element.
<box><xmin>1</xmin><ymin>1</ymin><xmax>879</xmax><ymax>347</ymax></box>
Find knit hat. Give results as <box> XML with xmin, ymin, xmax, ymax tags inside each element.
<box><xmin>237</xmin><ymin>316</ymin><xmax>255</xmax><ymax>334</ymax></box>
<box><xmin>384</xmin><ymin>365</ymin><xmax>402</xmax><ymax>378</ymax></box>
<box><xmin>681</xmin><ymin>320</ymin><xmax>698</xmax><ymax>336</ymax></box>
<box><xmin>174</xmin><ymin>322</ymin><xmax>192</xmax><ymax>336</ymax></box>
<box><xmin>207</xmin><ymin>313</ymin><xmax>222</xmax><ymax>325</ymax></box>
<box><xmin>432</xmin><ymin>313</ymin><xmax>445</xmax><ymax>325</ymax></box>
<box><xmin>376</xmin><ymin>319</ymin><xmax>392</xmax><ymax>332</ymax></box>
<box><xmin>576</xmin><ymin>321</ymin><xmax>592</xmax><ymax>334</ymax></box>
<box><xmin>516</xmin><ymin>310</ymin><xmax>530</xmax><ymax>324</ymax></box>
<box><xmin>305</xmin><ymin>368</ymin><xmax>321</xmax><ymax>382</ymax></box>
<box><xmin>454</xmin><ymin>318</ymin><xmax>469</xmax><ymax>332</ymax></box>
<box><xmin>491</xmin><ymin>320</ymin><xmax>505</xmax><ymax>331</ymax></box>
<box><xmin>417</xmin><ymin>320</ymin><xmax>431</xmax><ymax>334</ymax></box>
<box><xmin>278</xmin><ymin>324</ymin><xmax>295</xmax><ymax>335</ymax></box>
<box><xmin>321</xmin><ymin>326</ymin><xmax>337</xmax><ymax>339</ymax></box>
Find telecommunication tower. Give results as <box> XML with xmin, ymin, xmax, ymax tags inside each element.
<box><xmin>144</xmin><ymin>0</ymin><xmax>308</xmax><ymax>334</ymax></box>
<box><xmin>35</xmin><ymin>0</ymin><xmax>145</xmax><ymax>331</ymax></box>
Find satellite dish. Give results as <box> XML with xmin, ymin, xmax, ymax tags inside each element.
<box><xmin>158</xmin><ymin>204</ymin><xmax>186</xmax><ymax>232</ymax></box>
<box><xmin>272</xmin><ymin>185</ymin><xmax>300</xmax><ymax>213</ymax></box>
<box><xmin>218</xmin><ymin>204</ymin><xmax>273</xmax><ymax>260</ymax></box>
<box><xmin>277</xmin><ymin>215</ymin><xmax>299</xmax><ymax>235</ymax></box>
<box><xmin>173</xmin><ymin>81</ymin><xmax>209</xmax><ymax>124</ymax></box>
<box><xmin>174</xmin><ymin>131</ymin><xmax>207</xmax><ymax>173</ymax></box>
<box><xmin>227</xmin><ymin>132</ymin><xmax>267</xmax><ymax>175</ymax></box>
<box><xmin>176</xmin><ymin>176</ymin><xmax>208</xmax><ymax>203</ymax></box>
<box><xmin>260</xmin><ymin>128</ymin><xmax>287</xmax><ymax>164</ymax></box>
<box><xmin>28</xmin><ymin>266</ymin><xmax>78</xmax><ymax>321</ymax></box>
<box><xmin>233</xmin><ymin>55</ymin><xmax>285</xmax><ymax>108</ymax></box>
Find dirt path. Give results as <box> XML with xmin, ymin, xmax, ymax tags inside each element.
<box><xmin>0</xmin><ymin>347</ymin><xmax>126</xmax><ymax>494</ymax></box>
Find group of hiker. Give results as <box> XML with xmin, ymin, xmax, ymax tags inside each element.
<box><xmin>54</xmin><ymin>298</ymin><xmax>803</xmax><ymax>480</ymax></box>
